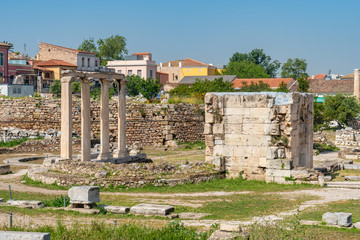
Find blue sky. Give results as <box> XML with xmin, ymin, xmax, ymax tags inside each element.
<box><xmin>3</xmin><ymin>0</ymin><xmax>360</xmax><ymax>76</ymax></box>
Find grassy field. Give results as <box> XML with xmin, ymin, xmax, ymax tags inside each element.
<box><xmin>331</xmin><ymin>170</ymin><xmax>360</xmax><ymax>181</ymax></box>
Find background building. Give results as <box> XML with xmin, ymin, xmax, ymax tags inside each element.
<box><xmin>107</xmin><ymin>52</ymin><xmax>157</xmax><ymax>79</ymax></box>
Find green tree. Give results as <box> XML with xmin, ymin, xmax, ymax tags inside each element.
<box><xmin>239</xmin><ymin>81</ymin><xmax>271</xmax><ymax>92</ymax></box>
<box><xmin>297</xmin><ymin>76</ymin><xmax>310</xmax><ymax>92</ymax></box>
<box><xmin>321</xmin><ymin>94</ymin><xmax>360</xmax><ymax>127</ymax></box>
<box><xmin>71</xmin><ymin>81</ymin><xmax>81</xmax><ymax>94</ymax></box>
<box><xmin>97</xmin><ymin>35</ymin><xmax>128</xmax><ymax>66</ymax></box>
<box><xmin>78</xmin><ymin>37</ymin><xmax>97</xmax><ymax>53</ymax></box>
<box><xmin>169</xmin><ymin>78</ymin><xmax>234</xmax><ymax>99</ymax></box>
<box><xmin>281</xmin><ymin>58</ymin><xmax>308</xmax><ymax>80</ymax></box>
<box><xmin>229</xmin><ymin>49</ymin><xmax>280</xmax><ymax>77</ymax></box>
<box><xmin>126</xmin><ymin>75</ymin><xmax>142</xmax><ymax>96</ymax></box>
<box><xmin>138</xmin><ymin>78</ymin><xmax>161</xmax><ymax>100</ymax></box>
<box><xmin>276</xmin><ymin>81</ymin><xmax>289</xmax><ymax>93</ymax></box>
<box><xmin>78</xmin><ymin>35</ymin><xmax>128</xmax><ymax>66</ymax></box>
<box><xmin>50</xmin><ymin>80</ymin><xmax>61</xmax><ymax>98</ymax></box>
<box><xmin>223</xmin><ymin>61</ymin><xmax>270</xmax><ymax>78</ymax></box>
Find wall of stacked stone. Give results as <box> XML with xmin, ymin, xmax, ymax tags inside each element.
<box><xmin>335</xmin><ymin>128</ymin><xmax>360</xmax><ymax>159</ymax></box>
<box><xmin>204</xmin><ymin>92</ymin><xmax>314</xmax><ymax>183</ymax></box>
<box><xmin>0</xmin><ymin>98</ymin><xmax>204</xmax><ymax>146</ymax></box>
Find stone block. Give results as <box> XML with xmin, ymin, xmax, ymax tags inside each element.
<box><xmin>224</xmin><ymin>115</ymin><xmax>244</xmax><ymax>124</ymax></box>
<box><xmin>7</xmin><ymin>200</ymin><xmax>44</xmax><ymax>208</ymax></box>
<box><xmin>205</xmin><ymin>111</ymin><xmax>214</xmax><ymax>124</ymax></box>
<box><xmin>178</xmin><ymin>212</ymin><xmax>211</xmax><ymax>219</ymax></box>
<box><xmin>266</xmin><ymin>169</ymin><xmax>291</xmax><ymax>178</ymax></box>
<box><xmin>269</xmin><ymin>123</ymin><xmax>280</xmax><ymax>135</ymax></box>
<box><xmin>220</xmin><ymin>222</ymin><xmax>242</xmax><ymax>232</ymax></box>
<box><xmin>322</xmin><ymin>212</ymin><xmax>338</xmax><ymax>225</ymax></box>
<box><xmin>344</xmin><ymin>164</ymin><xmax>360</xmax><ymax>170</ymax></box>
<box><xmin>353</xmin><ymin>222</ymin><xmax>360</xmax><ymax>229</ymax></box>
<box><xmin>266</xmin><ymin>147</ymin><xmax>278</xmax><ymax>159</ymax></box>
<box><xmin>0</xmin><ymin>231</ymin><xmax>50</xmax><ymax>240</ymax></box>
<box><xmin>213</xmin><ymin>124</ymin><xmax>224</xmax><ymax>134</ymax></box>
<box><xmin>224</xmin><ymin>123</ymin><xmax>242</xmax><ymax>134</ymax></box>
<box><xmin>224</xmin><ymin>94</ymin><xmax>242</xmax><ymax>108</ymax></box>
<box><xmin>68</xmin><ymin>186</ymin><xmax>100</xmax><ymax>204</ymax></box>
<box><xmin>266</xmin><ymin>159</ymin><xmax>291</xmax><ymax>170</ymax></box>
<box><xmin>204</xmin><ymin>124</ymin><xmax>212</xmax><ymax>135</ymax></box>
<box><xmin>0</xmin><ymin>165</ymin><xmax>10</xmax><ymax>175</ymax></box>
<box><xmin>242</xmin><ymin>124</ymin><xmax>266</xmax><ymax>135</ymax></box>
<box><xmin>214</xmin><ymin>156</ymin><xmax>225</xmax><ymax>171</ymax></box>
<box><xmin>335</xmin><ymin>212</ymin><xmax>352</xmax><ymax>227</ymax></box>
<box><xmin>103</xmin><ymin>205</ymin><xmax>130</xmax><ymax>214</ymax></box>
<box><xmin>130</xmin><ymin>203</ymin><xmax>174</xmax><ymax>216</ymax></box>
<box><xmin>204</xmin><ymin>93</ymin><xmax>213</xmax><ymax>104</ymax></box>
<box><xmin>205</xmin><ymin>135</ymin><xmax>215</xmax><ymax>147</ymax></box>
<box><xmin>344</xmin><ymin>176</ymin><xmax>360</xmax><ymax>181</ymax></box>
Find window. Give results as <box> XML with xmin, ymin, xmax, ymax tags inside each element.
<box><xmin>128</xmin><ymin>70</ymin><xmax>133</xmax><ymax>76</ymax></box>
<box><xmin>95</xmin><ymin>60</ymin><xmax>98</xmax><ymax>67</ymax></box>
<box><xmin>82</xmin><ymin>58</ymin><xmax>85</xmax><ymax>67</ymax></box>
<box><xmin>88</xmin><ymin>58</ymin><xmax>90</xmax><ymax>67</ymax></box>
<box><xmin>45</xmin><ymin>73</ymin><xmax>50</xmax><ymax>78</ymax></box>
<box><xmin>137</xmin><ymin>70</ymin><xmax>142</xmax><ymax>77</ymax></box>
<box><xmin>175</xmin><ymin>75</ymin><xmax>178</xmax><ymax>80</ymax></box>
<box><xmin>0</xmin><ymin>52</ymin><xmax>3</xmax><ymax>66</ymax></box>
<box><xmin>13</xmin><ymin>87</ymin><xmax>17</xmax><ymax>94</ymax></box>
<box><xmin>117</xmin><ymin>70</ymin><xmax>122</xmax><ymax>74</ymax></box>
<box><xmin>18</xmin><ymin>88</ymin><xmax>21</xmax><ymax>94</ymax></box>
<box><xmin>150</xmin><ymin>70</ymin><xmax>153</xmax><ymax>78</ymax></box>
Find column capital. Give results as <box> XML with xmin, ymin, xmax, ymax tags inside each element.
<box><xmin>99</xmin><ymin>77</ymin><xmax>113</xmax><ymax>84</ymax></box>
<box><xmin>61</xmin><ymin>76</ymin><xmax>76</xmax><ymax>84</ymax></box>
<box><xmin>79</xmin><ymin>77</ymin><xmax>92</xmax><ymax>84</ymax></box>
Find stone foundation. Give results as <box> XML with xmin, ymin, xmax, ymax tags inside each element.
<box><xmin>204</xmin><ymin>92</ymin><xmax>314</xmax><ymax>183</ymax></box>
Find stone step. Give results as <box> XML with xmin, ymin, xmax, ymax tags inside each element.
<box><xmin>344</xmin><ymin>176</ymin><xmax>360</xmax><ymax>181</ymax></box>
<box><xmin>0</xmin><ymin>231</ymin><xmax>50</xmax><ymax>240</ymax></box>
<box><xmin>130</xmin><ymin>203</ymin><xmax>174</xmax><ymax>216</ymax></box>
<box><xmin>344</xmin><ymin>164</ymin><xmax>360</xmax><ymax>170</ymax></box>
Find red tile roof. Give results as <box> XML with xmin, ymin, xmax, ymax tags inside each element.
<box><xmin>34</xmin><ymin>59</ymin><xmax>78</xmax><ymax>67</ymax></box>
<box><xmin>309</xmin><ymin>73</ymin><xmax>327</xmax><ymax>80</ymax></box>
<box><xmin>232</xmin><ymin>78</ymin><xmax>293</xmax><ymax>88</ymax></box>
<box><xmin>40</xmin><ymin>42</ymin><xmax>96</xmax><ymax>55</ymax></box>
<box><xmin>182</xmin><ymin>58</ymin><xmax>209</xmax><ymax>67</ymax></box>
<box><xmin>309</xmin><ymin>79</ymin><xmax>354</xmax><ymax>94</ymax></box>
<box><xmin>33</xmin><ymin>65</ymin><xmax>53</xmax><ymax>72</ymax></box>
<box><xmin>132</xmin><ymin>52</ymin><xmax>150</xmax><ymax>55</ymax></box>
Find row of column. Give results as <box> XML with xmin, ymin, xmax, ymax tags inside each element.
<box><xmin>60</xmin><ymin>76</ymin><xmax>128</xmax><ymax>162</ymax></box>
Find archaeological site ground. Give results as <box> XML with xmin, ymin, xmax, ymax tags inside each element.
<box><xmin>2</xmin><ymin>89</ymin><xmax>360</xmax><ymax>239</ymax></box>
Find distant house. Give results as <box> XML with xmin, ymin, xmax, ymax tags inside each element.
<box><xmin>37</xmin><ymin>42</ymin><xmax>100</xmax><ymax>72</ymax></box>
<box><xmin>32</xmin><ymin>59</ymin><xmax>78</xmax><ymax>91</ymax></box>
<box><xmin>107</xmin><ymin>52</ymin><xmax>157</xmax><ymax>79</ymax></box>
<box><xmin>156</xmin><ymin>71</ymin><xmax>169</xmax><ymax>84</ymax></box>
<box><xmin>0</xmin><ymin>42</ymin><xmax>36</xmax><ymax>97</ymax></box>
<box><xmin>308</xmin><ymin>79</ymin><xmax>354</xmax><ymax>102</ymax></box>
<box><xmin>232</xmin><ymin>78</ymin><xmax>293</xmax><ymax>90</ymax></box>
<box><xmin>308</xmin><ymin>73</ymin><xmax>327</xmax><ymax>80</ymax></box>
<box><xmin>178</xmin><ymin>75</ymin><xmax>238</xmax><ymax>85</ymax></box>
<box><xmin>157</xmin><ymin>58</ymin><xmax>218</xmax><ymax>83</ymax></box>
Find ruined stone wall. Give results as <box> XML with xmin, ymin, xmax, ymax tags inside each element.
<box><xmin>335</xmin><ymin>128</ymin><xmax>360</xmax><ymax>160</ymax></box>
<box><xmin>0</xmin><ymin>98</ymin><xmax>204</xmax><ymax>146</ymax></box>
<box><xmin>204</xmin><ymin>92</ymin><xmax>313</xmax><ymax>183</ymax></box>
<box><xmin>38</xmin><ymin>42</ymin><xmax>77</xmax><ymax>66</ymax></box>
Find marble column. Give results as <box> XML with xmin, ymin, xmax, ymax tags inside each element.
<box><xmin>80</xmin><ymin>77</ymin><xmax>92</xmax><ymax>162</ymax></box>
<box><xmin>60</xmin><ymin>76</ymin><xmax>75</xmax><ymax>160</ymax></box>
<box><xmin>114</xmin><ymin>80</ymin><xmax>128</xmax><ymax>158</ymax></box>
<box><xmin>354</xmin><ymin>69</ymin><xmax>359</xmax><ymax>99</ymax></box>
<box><xmin>97</xmin><ymin>77</ymin><xmax>112</xmax><ymax>160</ymax></box>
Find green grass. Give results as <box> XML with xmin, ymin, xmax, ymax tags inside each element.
<box><xmin>0</xmin><ymin>136</ymin><xmax>45</xmax><ymax>148</ymax></box>
<box><xmin>43</xmin><ymin>196</ymin><xmax>70</xmax><ymax>207</ymax></box>
<box><xmin>331</xmin><ymin>169</ymin><xmax>360</xmax><ymax>181</ymax></box>
<box><xmin>298</xmin><ymin>199</ymin><xmax>360</xmax><ymax>223</ymax></box>
<box><xmin>313</xmin><ymin>142</ymin><xmax>340</xmax><ymax>153</ymax></box>
<box><xmin>177</xmin><ymin>141</ymin><xmax>206</xmax><ymax>150</ymax></box>
<box><xmin>21</xmin><ymin>174</ymin><xmax>320</xmax><ymax>193</ymax></box>
<box><xmin>0</xmin><ymin>220</ymin><xmax>211</xmax><ymax>240</ymax></box>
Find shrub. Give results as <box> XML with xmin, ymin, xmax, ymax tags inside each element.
<box><xmin>50</xmin><ymin>80</ymin><xmax>61</xmax><ymax>98</ymax></box>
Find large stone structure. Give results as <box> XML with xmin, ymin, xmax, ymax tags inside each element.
<box><xmin>60</xmin><ymin>70</ymin><xmax>126</xmax><ymax>162</ymax></box>
<box><xmin>204</xmin><ymin>92</ymin><xmax>314</xmax><ymax>183</ymax></box>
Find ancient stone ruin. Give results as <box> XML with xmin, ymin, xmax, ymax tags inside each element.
<box><xmin>204</xmin><ymin>92</ymin><xmax>314</xmax><ymax>183</ymax></box>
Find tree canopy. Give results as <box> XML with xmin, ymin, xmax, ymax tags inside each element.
<box><xmin>78</xmin><ymin>35</ymin><xmax>128</xmax><ymax>66</ymax></box>
<box><xmin>222</xmin><ymin>61</ymin><xmax>270</xmax><ymax>78</ymax></box>
<box><xmin>281</xmin><ymin>58</ymin><xmax>308</xmax><ymax>80</ymax></box>
<box><xmin>314</xmin><ymin>94</ymin><xmax>360</xmax><ymax>129</ymax></box>
<box><xmin>125</xmin><ymin>75</ymin><xmax>161</xmax><ymax>100</ymax></box>
<box><xmin>239</xmin><ymin>81</ymin><xmax>272</xmax><ymax>92</ymax></box>
<box><xmin>228</xmin><ymin>49</ymin><xmax>280</xmax><ymax>77</ymax></box>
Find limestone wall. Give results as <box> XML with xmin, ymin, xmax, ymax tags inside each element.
<box><xmin>0</xmin><ymin>98</ymin><xmax>204</xmax><ymax>146</ymax></box>
<box><xmin>204</xmin><ymin>92</ymin><xmax>314</xmax><ymax>183</ymax></box>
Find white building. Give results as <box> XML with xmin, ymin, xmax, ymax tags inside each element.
<box><xmin>107</xmin><ymin>52</ymin><xmax>157</xmax><ymax>79</ymax></box>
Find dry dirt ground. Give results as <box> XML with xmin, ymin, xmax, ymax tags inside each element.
<box><xmin>1</xmin><ymin>150</ymin><xmax>360</xmax><ymax>231</ymax></box>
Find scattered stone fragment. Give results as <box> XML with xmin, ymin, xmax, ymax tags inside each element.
<box><xmin>0</xmin><ymin>231</ymin><xmax>50</xmax><ymax>240</ymax></box>
<box><xmin>103</xmin><ymin>205</ymin><xmax>130</xmax><ymax>214</ymax></box>
<box><xmin>208</xmin><ymin>230</ymin><xmax>247</xmax><ymax>240</ymax></box>
<box><xmin>65</xmin><ymin>207</ymin><xmax>100</xmax><ymax>214</ymax></box>
<box><xmin>0</xmin><ymin>198</ymin><xmax>3</xmax><ymax>202</ymax></box>
<box><xmin>178</xmin><ymin>212</ymin><xmax>211</xmax><ymax>219</ymax></box>
<box><xmin>353</xmin><ymin>222</ymin><xmax>360</xmax><ymax>229</ymax></box>
<box><xmin>167</xmin><ymin>213</ymin><xmax>179</xmax><ymax>219</ymax></box>
<box><xmin>324</xmin><ymin>176</ymin><xmax>332</xmax><ymax>181</ymax></box>
<box><xmin>220</xmin><ymin>222</ymin><xmax>242</xmax><ymax>232</ymax></box>
<box><xmin>130</xmin><ymin>203</ymin><xmax>174</xmax><ymax>216</ymax></box>
<box><xmin>335</xmin><ymin>212</ymin><xmax>352</xmax><ymax>227</ymax></box>
<box><xmin>7</xmin><ymin>200</ymin><xmax>44</xmax><ymax>209</ymax></box>
<box><xmin>344</xmin><ymin>176</ymin><xmax>360</xmax><ymax>181</ymax></box>
<box><xmin>0</xmin><ymin>165</ymin><xmax>10</xmax><ymax>175</ymax></box>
